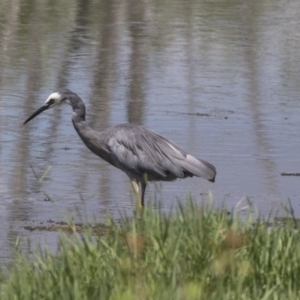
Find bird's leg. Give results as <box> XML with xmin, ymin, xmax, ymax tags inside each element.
<box><xmin>141</xmin><ymin>173</ymin><xmax>148</xmax><ymax>207</ymax></box>
<box><xmin>131</xmin><ymin>179</ymin><xmax>143</xmax><ymax>208</ymax></box>
<box><xmin>141</xmin><ymin>181</ymin><xmax>147</xmax><ymax>207</ymax></box>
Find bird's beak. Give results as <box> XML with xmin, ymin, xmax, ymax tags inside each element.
<box><xmin>23</xmin><ymin>103</ymin><xmax>51</xmax><ymax>125</ymax></box>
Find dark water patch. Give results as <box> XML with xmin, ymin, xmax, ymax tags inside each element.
<box><xmin>23</xmin><ymin>220</ymin><xmax>110</xmax><ymax>234</ymax></box>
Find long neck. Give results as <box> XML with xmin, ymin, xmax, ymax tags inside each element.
<box><xmin>68</xmin><ymin>93</ymin><xmax>116</xmax><ymax>167</ymax></box>
<box><xmin>69</xmin><ymin>94</ymin><xmax>86</xmax><ymax>123</ymax></box>
<box><xmin>69</xmin><ymin>94</ymin><xmax>92</xmax><ymax>138</ymax></box>
<box><xmin>69</xmin><ymin>94</ymin><xmax>102</xmax><ymax>156</ymax></box>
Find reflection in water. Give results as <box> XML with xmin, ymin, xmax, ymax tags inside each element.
<box><xmin>126</xmin><ymin>0</ymin><xmax>151</xmax><ymax>124</ymax></box>
<box><xmin>241</xmin><ymin>2</ymin><xmax>279</xmax><ymax>196</ymax></box>
<box><xmin>56</xmin><ymin>0</ymin><xmax>91</xmax><ymax>89</ymax></box>
<box><xmin>91</xmin><ymin>0</ymin><xmax>121</xmax><ymax>207</ymax></box>
<box><xmin>0</xmin><ymin>0</ymin><xmax>299</xmax><ymax>261</ymax></box>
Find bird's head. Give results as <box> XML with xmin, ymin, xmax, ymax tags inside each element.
<box><xmin>23</xmin><ymin>89</ymin><xmax>73</xmax><ymax>125</ymax></box>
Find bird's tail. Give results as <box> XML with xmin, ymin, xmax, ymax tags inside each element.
<box><xmin>184</xmin><ymin>154</ymin><xmax>216</xmax><ymax>182</ymax></box>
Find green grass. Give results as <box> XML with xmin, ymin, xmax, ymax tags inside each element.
<box><xmin>1</xmin><ymin>200</ymin><xmax>300</xmax><ymax>299</ymax></box>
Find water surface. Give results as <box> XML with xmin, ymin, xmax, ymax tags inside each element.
<box><xmin>0</xmin><ymin>0</ymin><xmax>300</xmax><ymax>259</ymax></box>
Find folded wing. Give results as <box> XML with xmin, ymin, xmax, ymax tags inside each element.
<box><xmin>105</xmin><ymin>124</ymin><xmax>216</xmax><ymax>182</ymax></box>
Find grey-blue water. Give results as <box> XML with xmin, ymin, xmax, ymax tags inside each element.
<box><xmin>0</xmin><ymin>0</ymin><xmax>300</xmax><ymax>260</ymax></box>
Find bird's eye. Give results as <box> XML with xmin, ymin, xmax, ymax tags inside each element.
<box><xmin>48</xmin><ymin>99</ymin><xmax>55</xmax><ymax>105</ymax></box>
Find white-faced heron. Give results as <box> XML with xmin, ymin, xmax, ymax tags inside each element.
<box><xmin>24</xmin><ymin>89</ymin><xmax>216</xmax><ymax>207</ymax></box>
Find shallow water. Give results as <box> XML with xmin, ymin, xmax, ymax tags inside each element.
<box><xmin>0</xmin><ymin>0</ymin><xmax>300</xmax><ymax>260</ymax></box>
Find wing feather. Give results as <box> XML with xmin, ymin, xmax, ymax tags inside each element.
<box><xmin>105</xmin><ymin>124</ymin><xmax>216</xmax><ymax>182</ymax></box>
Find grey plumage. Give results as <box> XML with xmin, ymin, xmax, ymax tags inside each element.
<box><xmin>24</xmin><ymin>89</ymin><xmax>216</xmax><ymax>206</ymax></box>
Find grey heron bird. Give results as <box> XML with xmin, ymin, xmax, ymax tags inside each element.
<box><xmin>24</xmin><ymin>89</ymin><xmax>216</xmax><ymax>207</ymax></box>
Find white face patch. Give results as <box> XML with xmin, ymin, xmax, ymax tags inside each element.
<box><xmin>45</xmin><ymin>92</ymin><xmax>62</xmax><ymax>106</ymax></box>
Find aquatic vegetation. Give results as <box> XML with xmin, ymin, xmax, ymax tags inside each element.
<box><xmin>1</xmin><ymin>201</ymin><xmax>300</xmax><ymax>300</ymax></box>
